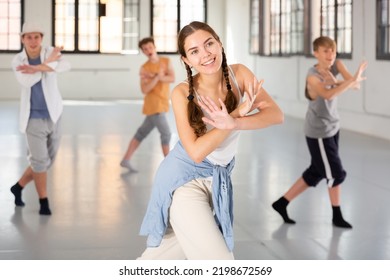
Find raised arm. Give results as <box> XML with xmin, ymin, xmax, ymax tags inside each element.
<box><xmin>140</xmin><ymin>68</ymin><xmax>157</xmax><ymax>94</ymax></box>
<box><xmin>307</xmin><ymin>61</ymin><xmax>368</xmax><ymax>100</ymax></box>
<box><xmin>171</xmin><ymin>83</ymin><xmax>233</xmax><ymax>163</ymax></box>
<box><xmin>158</xmin><ymin>60</ymin><xmax>175</xmax><ymax>83</ymax></box>
<box><xmin>335</xmin><ymin>59</ymin><xmax>353</xmax><ymax>80</ymax></box>
<box><xmin>335</xmin><ymin>59</ymin><xmax>363</xmax><ymax>90</ymax></box>
<box><xmin>12</xmin><ymin>46</ymin><xmax>70</xmax><ymax>88</ymax></box>
<box><xmin>222</xmin><ymin>64</ymin><xmax>284</xmax><ymax>130</ymax></box>
<box><xmin>140</xmin><ymin>59</ymin><xmax>175</xmax><ymax>94</ymax></box>
<box><xmin>174</xmin><ymin>64</ymin><xmax>284</xmax><ymax>163</ymax></box>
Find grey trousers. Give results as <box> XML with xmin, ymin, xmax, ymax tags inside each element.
<box><xmin>26</xmin><ymin>118</ymin><xmax>62</xmax><ymax>172</ymax></box>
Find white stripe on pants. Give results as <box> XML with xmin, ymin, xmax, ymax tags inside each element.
<box><xmin>318</xmin><ymin>138</ymin><xmax>335</xmax><ymax>187</ymax></box>
<box><xmin>137</xmin><ymin>178</ymin><xmax>234</xmax><ymax>260</ymax></box>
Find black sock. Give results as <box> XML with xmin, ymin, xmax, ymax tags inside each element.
<box><xmin>272</xmin><ymin>197</ymin><xmax>296</xmax><ymax>224</ymax></box>
<box><xmin>39</xmin><ymin>198</ymin><xmax>52</xmax><ymax>215</ymax></box>
<box><xmin>332</xmin><ymin>206</ymin><xmax>352</xmax><ymax>228</ymax></box>
<box><xmin>10</xmin><ymin>182</ymin><xmax>25</xmax><ymax>207</ymax></box>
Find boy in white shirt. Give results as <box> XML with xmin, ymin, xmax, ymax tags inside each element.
<box><xmin>10</xmin><ymin>22</ymin><xmax>70</xmax><ymax>215</ymax></box>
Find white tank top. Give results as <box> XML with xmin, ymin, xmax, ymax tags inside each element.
<box><xmin>197</xmin><ymin>66</ymin><xmax>243</xmax><ymax>166</ymax></box>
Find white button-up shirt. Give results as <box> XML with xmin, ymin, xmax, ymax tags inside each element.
<box><xmin>11</xmin><ymin>46</ymin><xmax>71</xmax><ymax>133</ymax></box>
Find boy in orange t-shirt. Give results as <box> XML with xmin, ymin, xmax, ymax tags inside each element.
<box><xmin>120</xmin><ymin>37</ymin><xmax>175</xmax><ymax>172</ymax></box>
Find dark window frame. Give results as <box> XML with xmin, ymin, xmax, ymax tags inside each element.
<box><xmin>303</xmin><ymin>0</ymin><xmax>312</xmax><ymax>57</ymax></box>
<box><xmin>377</xmin><ymin>0</ymin><xmax>390</xmax><ymax>60</ymax></box>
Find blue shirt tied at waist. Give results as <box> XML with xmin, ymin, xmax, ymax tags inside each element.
<box><xmin>139</xmin><ymin>141</ymin><xmax>236</xmax><ymax>251</ymax></box>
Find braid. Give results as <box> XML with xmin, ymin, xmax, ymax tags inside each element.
<box><xmin>222</xmin><ymin>49</ymin><xmax>238</xmax><ymax>113</ymax></box>
<box><xmin>186</xmin><ymin>64</ymin><xmax>194</xmax><ymax>100</ymax></box>
<box><xmin>185</xmin><ymin>64</ymin><xmax>207</xmax><ymax>137</ymax></box>
<box><xmin>177</xmin><ymin>22</ymin><xmax>238</xmax><ymax>138</ymax></box>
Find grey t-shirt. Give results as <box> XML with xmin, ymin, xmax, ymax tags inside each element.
<box><xmin>304</xmin><ymin>64</ymin><xmax>340</xmax><ymax>138</ymax></box>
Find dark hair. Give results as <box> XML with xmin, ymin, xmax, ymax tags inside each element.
<box><xmin>177</xmin><ymin>21</ymin><xmax>238</xmax><ymax>137</ymax></box>
<box><xmin>138</xmin><ymin>37</ymin><xmax>155</xmax><ymax>49</ymax></box>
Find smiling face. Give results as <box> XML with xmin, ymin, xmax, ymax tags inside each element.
<box><xmin>181</xmin><ymin>29</ymin><xmax>223</xmax><ymax>75</ymax></box>
<box><xmin>21</xmin><ymin>32</ymin><xmax>43</xmax><ymax>58</ymax></box>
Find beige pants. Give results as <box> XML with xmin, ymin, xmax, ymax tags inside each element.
<box><xmin>138</xmin><ymin>178</ymin><xmax>234</xmax><ymax>260</ymax></box>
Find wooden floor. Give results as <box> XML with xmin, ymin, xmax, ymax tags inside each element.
<box><xmin>1</xmin><ymin>100</ymin><xmax>390</xmax><ymax>260</ymax></box>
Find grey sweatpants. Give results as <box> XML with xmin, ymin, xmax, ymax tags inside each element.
<box><xmin>26</xmin><ymin>118</ymin><xmax>62</xmax><ymax>172</ymax></box>
<box><xmin>134</xmin><ymin>113</ymin><xmax>171</xmax><ymax>145</ymax></box>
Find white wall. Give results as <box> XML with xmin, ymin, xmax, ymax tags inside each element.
<box><xmin>1</xmin><ymin>0</ymin><xmax>390</xmax><ymax>141</ymax></box>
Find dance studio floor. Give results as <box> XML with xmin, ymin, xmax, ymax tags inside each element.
<box><xmin>1</xmin><ymin>100</ymin><xmax>390</xmax><ymax>260</ymax></box>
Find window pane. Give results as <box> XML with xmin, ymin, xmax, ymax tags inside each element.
<box><xmin>291</xmin><ymin>1</ymin><xmax>304</xmax><ymax>54</ymax></box>
<box><xmin>152</xmin><ymin>0</ymin><xmax>206</xmax><ymax>53</ymax></box>
<box><xmin>270</xmin><ymin>0</ymin><xmax>280</xmax><ymax>54</ymax></box>
<box><xmin>100</xmin><ymin>0</ymin><xmax>123</xmax><ymax>53</ymax></box>
<box><xmin>0</xmin><ymin>0</ymin><xmax>22</xmax><ymax>51</ymax></box>
<box><xmin>122</xmin><ymin>0</ymin><xmax>139</xmax><ymax>54</ymax></box>
<box><xmin>250</xmin><ymin>0</ymin><xmax>260</xmax><ymax>54</ymax></box>
<box><xmin>280</xmin><ymin>0</ymin><xmax>291</xmax><ymax>54</ymax></box>
<box><xmin>78</xmin><ymin>0</ymin><xmax>98</xmax><ymax>51</ymax></box>
<box><xmin>55</xmin><ymin>0</ymin><xmax>75</xmax><ymax>51</ymax></box>
<box><xmin>179</xmin><ymin>0</ymin><xmax>205</xmax><ymax>28</ymax></box>
<box><xmin>153</xmin><ymin>0</ymin><xmax>177</xmax><ymax>52</ymax></box>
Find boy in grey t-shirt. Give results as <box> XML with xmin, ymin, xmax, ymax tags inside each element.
<box><xmin>272</xmin><ymin>36</ymin><xmax>367</xmax><ymax>228</ymax></box>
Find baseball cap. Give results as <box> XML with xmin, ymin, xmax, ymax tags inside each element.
<box><xmin>21</xmin><ymin>22</ymin><xmax>45</xmax><ymax>36</ymax></box>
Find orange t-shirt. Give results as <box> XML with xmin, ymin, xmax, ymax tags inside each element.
<box><xmin>141</xmin><ymin>57</ymin><xmax>170</xmax><ymax>115</ymax></box>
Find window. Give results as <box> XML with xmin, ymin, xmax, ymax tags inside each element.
<box><xmin>377</xmin><ymin>0</ymin><xmax>390</xmax><ymax>59</ymax></box>
<box><xmin>320</xmin><ymin>0</ymin><xmax>352</xmax><ymax>58</ymax></box>
<box><xmin>152</xmin><ymin>0</ymin><xmax>206</xmax><ymax>53</ymax></box>
<box><xmin>0</xmin><ymin>0</ymin><xmax>23</xmax><ymax>52</ymax></box>
<box><xmin>122</xmin><ymin>0</ymin><xmax>139</xmax><ymax>54</ymax></box>
<box><xmin>291</xmin><ymin>0</ymin><xmax>304</xmax><ymax>54</ymax></box>
<box><xmin>251</xmin><ymin>0</ymin><xmax>305</xmax><ymax>56</ymax></box>
<box><xmin>53</xmin><ymin>0</ymin><xmax>139</xmax><ymax>54</ymax></box>
<box><xmin>251</xmin><ymin>0</ymin><xmax>354</xmax><ymax>57</ymax></box>
<box><xmin>269</xmin><ymin>0</ymin><xmax>283</xmax><ymax>55</ymax></box>
<box><xmin>249</xmin><ymin>0</ymin><xmax>261</xmax><ymax>54</ymax></box>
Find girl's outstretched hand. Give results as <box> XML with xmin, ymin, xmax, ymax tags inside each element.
<box><xmin>237</xmin><ymin>78</ymin><xmax>265</xmax><ymax>116</ymax></box>
<box><xmin>198</xmin><ymin>96</ymin><xmax>237</xmax><ymax>130</ymax></box>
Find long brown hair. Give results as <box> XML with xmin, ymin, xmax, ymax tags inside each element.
<box><xmin>177</xmin><ymin>21</ymin><xmax>238</xmax><ymax>137</ymax></box>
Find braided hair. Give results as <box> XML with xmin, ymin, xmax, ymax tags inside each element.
<box><xmin>178</xmin><ymin>21</ymin><xmax>238</xmax><ymax>137</ymax></box>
